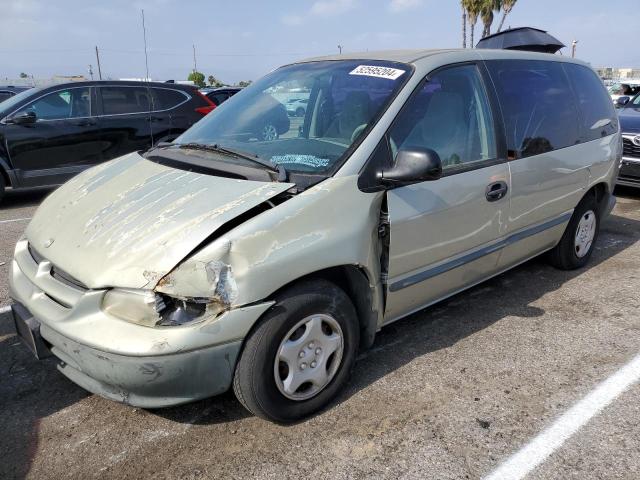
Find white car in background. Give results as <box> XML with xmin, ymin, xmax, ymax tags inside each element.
<box><xmin>609</xmin><ymin>81</ymin><xmax>640</xmax><ymax>105</ymax></box>
<box><xmin>285</xmin><ymin>97</ymin><xmax>309</xmax><ymax>117</ymax></box>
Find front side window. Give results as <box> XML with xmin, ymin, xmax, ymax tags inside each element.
<box><xmin>563</xmin><ymin>64</ymin><xmax>617</xmax><ymax>141</ymax></box>
<box><xmin>0</xmin><ymin>91</ymin><xmax>14</xmax><ymax>103</ymax></box>
<box><xmin>100</xmin><ymin>86</ymin><xmax>151</xmax><ymax>115</ymax></box>
<box><xmin>16</xmin><ymin>87</ymin><xmax>91</xmax><ymax>120</ymax></box>
<box><xmin>487</xmin><ymin>60</ymin><xmax>580</xmax><ymax>159</ymax></box>
<box><xmin>176</xmin><ymin>60</ymin><xmax>411</xmax><ymax>175</ymax></box>
<box><xmin>389</xmin><ymin>64</ymin><xmax>496</xmax><ymax>171</ymax></box>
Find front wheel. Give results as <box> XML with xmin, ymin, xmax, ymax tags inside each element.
<box><xmin>233</xmin><ymin>279</ymin><xmax>359</xmax><ymax>423</ymax></box>
<box><xmin>547</xmin><ymin>195</ymin><xmax>600</xmax><ymax>270</ymax></box>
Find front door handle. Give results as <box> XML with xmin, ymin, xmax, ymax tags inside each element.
<box><xmin>486</xmin><ymin>181</ymin><xmax>508</xmax><ymax>202</ymax></box>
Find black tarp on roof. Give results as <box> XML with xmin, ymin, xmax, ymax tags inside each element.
<box><xmin>476</xmin><ymin>27</ymin><xmax>565</xmax><ymax>54</ymax></box>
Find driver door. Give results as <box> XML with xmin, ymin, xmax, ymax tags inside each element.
<box><xmin>4</xmin><ymin>86</ymin><xmax>102</xmax><ymax>187</ymax></box>
<box><xmin>384</xmin><ymin>63</ymin><xmax>510</xmax><ymax>322</ymax></box>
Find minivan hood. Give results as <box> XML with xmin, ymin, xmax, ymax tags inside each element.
<box><xmin>25</xmin><ymin>152</ymin><xmax>294</xmax><ymax>289</ymax></box>
<box><xmin>619</xmin><ymin>108</ymin><xmax>640</xmax><ymax>133</ymax></box>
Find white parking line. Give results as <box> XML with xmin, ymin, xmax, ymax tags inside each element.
<box><xmin>484</xmin><ymin>352</ymin><xmax>640</xmax><ymax>480</ymax></box>
<box><xmin>0</xmin><ymin>217</ymin><xmax>32</xmax><ymax>224</ymax></box>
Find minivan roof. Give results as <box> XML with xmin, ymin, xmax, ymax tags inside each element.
<box><xmin>296</xmin><ymin>48</ymin><xmax>588</xmax><ymax>67</ymax></box>
<box><xmin>299</xmin><ymin>49</ymin><xmax>457</xmax><ymax>64</ymax></box>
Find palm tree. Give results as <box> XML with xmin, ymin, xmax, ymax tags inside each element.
<box><xmin>496</xmin><ymin>0</ymin><xmax>517</xmax><ymax>32</ymax></box>
<box><xmin>481</xmin><ymin>0</ymin><xmax>501</xmax><ymax>38</ymax></box>
<box><xmin>463</xmin><ymin>0</ymin><xmax>482</xmax><ymax>48</ymax></box>
<box><xmin>461</xmin><ymin>2</ymin><xmax>467</xmax><ymax>48</ymax></box>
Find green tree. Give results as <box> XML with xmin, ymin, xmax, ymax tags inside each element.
<box><xmin>496</xmin><ymin>0</ymin><xmax>517</xmax><ymax>32</ymax></box>
<box><xmin>237</xmin><ymin>80</ymin><xmax>252</xmax><ymax>87</ymax></box>
<box><xmin>19</xmin><ymin>72</ymin><xmax>28</xmax><ymax>78</ymax></box>
<box><xmin>207</xmin><ymin>75</ymin><xmax>224</xmax><ymax>87</ymax></box>
<box><xmin>463</xmin><ymin>0</ymin><xmax>482</xmax><ymax>48</ymax></box>
<box><xmin>188</xmin><ymin>70</ymin><xmax>206</xmax><ymax>87</ymax></box>
<box><xmin>481</xmin><ymin>0</ymin><xmax>501</xmax><ymax>38</ymax></box>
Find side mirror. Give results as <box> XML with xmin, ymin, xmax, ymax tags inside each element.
<box><xmin>616</xmin><ymin>96</ymin><xmax>630</xmax><ymax>107</ymax></box>
<box><xmin>9</xmin><ymin>111</ymin><xmax>37</xmax><ymax>125</ymax></box>
<box><xmin>378</xmin><ymin>147</ymin><xmax>442</xmax><ymax>187</ymax></box>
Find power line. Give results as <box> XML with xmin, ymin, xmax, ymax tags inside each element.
<box><xmin>0</xmin><ymin>48</ymin><xmax>331</xmax><ymax>57</ymax></box>
<box><xmin>192</xmin><ymin>44</ymin><xmax>197</xmax><ymax>72</ymax></box>
<box><xmin>95</xmin><ymin>46</ymin><xmax>102</xmax><ymax>80</ymax></box>
<box><xmin>141</xmin><ymin>9</ymin><xmax>150</xmax><ymax>80</ymax></box>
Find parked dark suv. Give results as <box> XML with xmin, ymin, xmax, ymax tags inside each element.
<box><xmin>200</xmin><ymin>86</ymin><xmax>241</xmax><ymax>106</ymax></box>
<box><xmin>0</xmin><ymin>86</ymin><xmax>32</xmax><ymax>103</ymax></box>
<box><xmin>0</xmin><ymin>81</ymin><xmax>214</xmax><ymax>201</ymax></box>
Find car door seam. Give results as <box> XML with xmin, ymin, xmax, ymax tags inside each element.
<box><xmin>388</xmin><ymin>210</ymin><xmax>573</xmax><ymax>292</ymax></box>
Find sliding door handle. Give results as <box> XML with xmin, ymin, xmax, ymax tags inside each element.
<box><xmin>486</xmin><ymin>181</ymin><xmax>508</xmax><ymax>202</ymax></box>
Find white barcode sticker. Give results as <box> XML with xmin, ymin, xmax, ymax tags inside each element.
<box><xmin>349</xmin><ymin>65</ymin><xmax>405</xmax><ymax>80</ymax></box>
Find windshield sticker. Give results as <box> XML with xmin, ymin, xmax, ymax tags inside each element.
<box><xmin>271</xmin><ymin>155</ymin><xmax>330</xmax><ymax>168</ymax></box>
<box><xmin>349</xmin><ymin>65</ymin><xmax>405</xmax><ymax>80</ymax></box>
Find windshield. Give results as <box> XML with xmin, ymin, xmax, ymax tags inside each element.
<box><xmin>0</xmin><ymin>87</ymin><xmax>39</xmax><ymax>114</ymax></box>
<box><xmin>176</xmin><ymin>60</ymin><xmax>411</xmax><ymax>175</ymax></box>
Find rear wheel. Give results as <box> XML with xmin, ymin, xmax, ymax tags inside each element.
<box><xmin>295</xmin><ymin>107</ymin><xmax>305</xmax><ymax>117</ymax></box>
<box><xmin>233</xmin><ymin>279</ymin><xmax>359</xmax><ymax>423</ymax></box>
<box><xmin>547</xmin><ymin>195</ymin><xmax>600</xmax><ymax>270</ymax></box>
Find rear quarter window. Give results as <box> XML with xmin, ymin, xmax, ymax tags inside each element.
<box><xmin>563</xmin><ymin>64</ymin><xmax>618</xmax><ymax>141</ymax></box>
<box><xmin>487</xmin><ymin>59</ymin><xmax>580</xmax><ymax>159</ymax></box>
<box><xmin>100</xmin><ymin>86</ymin><xmax>151</xmax><ymax>115</ymax></box>
<box><xmin>151</xmin><ymin>88</ymin><xmax>188</xmax><ymax>111</ymax></box>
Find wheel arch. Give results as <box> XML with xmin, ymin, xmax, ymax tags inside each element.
<box><xmin>258</xmin><ymin>265</ymin><xmax>380</xmax><ymax>351</ymax></box>
<box><xmin>584</xmin><ymin>181</ymin><xmax>611</xmax><ymax>216</ymax></box>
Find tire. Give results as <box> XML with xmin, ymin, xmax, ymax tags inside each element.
<box><xmin>0</xmin><ymin>174</ymin><xmax>5</xmax><ymax>205</ymax></box>
<box><xmin>547</xmin><ymin>194</ymin><xmax>600</xmax><ymax>270</ymax></box>
<box><xmin>233</xmin><ymin>279</ymin><xmax>359</xmax><ymax>423</ymax></box>
<box><xmin>296</xmin><ymin>107</ymin><xmax>305</xmax><ymax>117</ymax></box>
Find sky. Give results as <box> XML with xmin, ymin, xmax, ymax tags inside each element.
<box><xmin>0</xmin><ymin>0</ymin><xmax>638</xmax><ymax>84</ymax></box>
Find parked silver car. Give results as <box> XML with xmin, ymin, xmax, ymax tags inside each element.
<box><xmin>9</xmin><ymin>49</ymin><xmax>620</xmax><ymax>422</ymax></box>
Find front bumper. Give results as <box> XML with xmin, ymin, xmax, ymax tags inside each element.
<box><xmin>9</xmin><ymin>238</ymin><xmax>273</xmax><ymax>407</ymax></box>
<box><xmin>43</xmin><ymin>321</ymin><xmax>242</xmax><ymax>408</ymax></box>
<box><xmin>617</xmin><ymin>156</ymin><xmax>640</xmax><ymax>187</ymax></box>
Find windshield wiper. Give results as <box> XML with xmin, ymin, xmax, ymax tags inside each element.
<box><xmin>177</xmin><ymin>142</ymin><xmax>271</xmax><ymax>168</ymax></box>
<box><xmin>176</xmin><ymin>142</ymin><xmax>288</xmax><ymax>181</ymax></box>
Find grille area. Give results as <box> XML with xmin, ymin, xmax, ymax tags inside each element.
<box><xmin>28</xmin><ymin>243</ymin><xmax>88</xmax><ymax>291</ymax></box>
<box><xmin>622</xmin><ymin>137</ymin><xmax>640</xmax><ymax>158</ymax></box>
<box><xmin>620</xmin><ymin>160</ymin><xmax>640</xmax><ymax>181</ymax></box>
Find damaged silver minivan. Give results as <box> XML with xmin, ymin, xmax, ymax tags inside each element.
<box><xmin>10</xmin><ymin>49</ymin><xmax>620</xmax><ymax>422</ymax></box>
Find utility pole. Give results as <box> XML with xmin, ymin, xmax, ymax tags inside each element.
<box><xmin>571</xmin><ymin>40</ymin><xmax>578</xmax><ymax>58</ymax></box>
<box><xmin>95</xmin><ymin>46</ymin><xmax>102</xmax><ymax>80</ymax></box>
<box><xmin>88</xmin><ymin>64</ymin><xmax>94</xmax><ymax>80</ymax></box>
<box><xmin>192</xmin><ymin>44</ymin><xmax>197</xmax><ymax>73</ymax></box>
<box><xmin>338</xmin><ymin>44</ymin><xmax>343</xmax><ymax>55</ymax></box>
<box><xmin>141</xmin><ymin>9</ymin><xmax>150</xmax><ymax>81</ymax></box>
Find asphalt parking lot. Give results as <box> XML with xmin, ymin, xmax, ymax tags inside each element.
<box><xmin>1</xmin><ymin>186</ymin><xmax>640</xmax><ymax>480</ymax></box>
